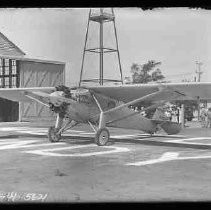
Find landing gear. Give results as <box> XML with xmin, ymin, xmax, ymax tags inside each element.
<box><xmin>48</xmin><ymin>112</ymin><xmax>78</xmax><ymax>143</ymax></box>
<box><xmin>48</xmin><ymin>126</ymin><xmax>61</xmax><ymax>143</ymax></box>
<box><xmin>91</xmin><ymin>94</ymin><xmax>111</xmax><ymax>146</ymax></box>
<box><xmin>95</xmin><ymin>128</ymin><xmax>110</xmax><ymax>146</ymax></box>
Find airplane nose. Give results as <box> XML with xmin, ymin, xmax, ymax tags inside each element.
<box><xmin>50</xmin><ymin>91</ymin><xmax>65</xmax><ymax>97</ymax></box>
<box><xmin>49</xmin><ymin>91</ymin><xmax>65</xmax><ymax>106</ymax></box>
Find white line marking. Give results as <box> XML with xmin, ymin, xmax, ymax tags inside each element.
<box><xmin>153</xmin><ymin>134</ymin><xmax>186</xmax><ymax>138</ymax></box>
<box><xmin>126</xmin><ymin>152</ymin><xmax>179</xmax><ymax>166</ymax></box>
<box><xmin>111</xmin><ymin>134</ymin><xmax>186</xmax><ymax>139</ymax></box>
<box><xmin>165</xmin><ymin>137</ymin><xmax>211</xmax><ymax>145</ymax></box>
<box><xmin>166</xmin><ymin>137</ymin><xmax>211</xmax><ymax>142</ymax></box>
<box><xmin>0</xmin><ymin>127</ymin><xmax>25</xmax><ymax>131</ymax></box>
<box><xmin>112</xmin><ymin>134</ymin><xmax>142</xmax><ymax>139</ymax></box>
<box><xmin>126</xmin><ymin>151</ymin><xmax>211</xmax><ymax>166</ymax></box>
<box><xmin>24</xmin><ymin>144</ymin><xmax>130</xmax><ymax>157</ymax></box>
<box><xmin>0</xmin><ymin>140</ymin><xmax>65</xmax><ymax>150</ymax></box>
<box><xmin>0</xmin><ymin>127</ymin><xmax>87</xmax><ymax>133</ymax></box>
<box><xmin>0</xmin><ymin>141</ymin><xmax>21</xmax><ymax>145</ymax></box>
<box><xmin>17</xmin><ymin>131</ymin><xmax>46</xmax><ymax>135</ymax></box>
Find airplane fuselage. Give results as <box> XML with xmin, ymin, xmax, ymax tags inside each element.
<box><xmin>63</xmin><ymin>94</ymin><xmax>159</xmax><ymax>134</ymax></box>
<box><xmin>55</xmin><ymin>89</ymin><xmax>181</xmax><ymax>135</ymax></box>
<box><xmin>65</xmin><ymin>98</ymin><xmax>100</xmax><ymax>123</ymax></box>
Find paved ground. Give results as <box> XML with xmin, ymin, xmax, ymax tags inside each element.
<box><xmin>0</xmin><ymin>120</ymin><xmax>211</xmax><ymax>203</ymax></box>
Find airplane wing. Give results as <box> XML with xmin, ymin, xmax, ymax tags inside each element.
<box><xmin>0</xmin><ymin>87</ymin><xmax>55</xmax><ymax>103</ymax></box>
<box><xmin>1</xmin><ymin>82</ymin><xmax>211</xmax><ymax>106</ymax></box>
<box><xmin>0</xmin><ymin>87</ymin><xmax>80</xmax><ymax>108</ymax></box>
<box><xmin>88</xmin><ymin>82</ymin><xmax>211</xmax><ymax>103</ymax></box>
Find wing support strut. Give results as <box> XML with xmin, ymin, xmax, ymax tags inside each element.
<box><xmin>106</xmin><ymin>92</ymin><xmax>183</xmax><ymax>125</ymax></box>
<box><xmin>91</xmin><ymin>93</ymin><xmax>110</xmax><ymax>146</ymax></box>
<box><xmin>91</xmin><ymin>89</ymin><xmax>167</xmax><ymax>129</ymax></box>
<box><xmin>25</xmin><ymin>93</ymin><xmax>50</xmax><ymax>107</ymax></box>
<box><xmin>103</xmin><ymin>89</ymin><xmax>165</xmax><ymax>116</ymax></box>
<box><xmin>106</xmin><ymin>100</ymin><xmax>166</xmax><ymax>125</ymax></box>
<box><xmin>91</xmin><ymin>88</ymin><xmax>185</xmax><ymax>127</ymax></box>
<box><xmin>92</xmin><ymin>93</ymin><xmax>103</xmax><ymax>113</ymax></box>
<box><xmin>92</xmin><ymin>93</ymin><xmax>106</xmax><ymax>129</ymax></box>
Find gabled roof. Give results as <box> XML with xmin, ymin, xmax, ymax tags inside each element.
<box><xmin>0</xmin><ymin>31</ymin><xmax>25</xmax><ymax>57</ymax></box>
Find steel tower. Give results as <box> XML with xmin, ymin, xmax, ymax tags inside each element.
<box><xmin>79</xmin><ymin>8</ymin><xmax>123</xmax><ymax>86</ymax></box>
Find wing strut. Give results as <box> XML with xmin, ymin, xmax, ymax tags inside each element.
<box><xmin>103</xmin><ymin>89</ymin><xmax>165</xmax><ymax>116</ymax></box>
<box><xmin>91</xmin><ymin>88</ymin><xmax>185</xmax><ymax>127</ymax></box>
<box><xmin>90</xmin><ymin>93</ymin><xmax>110</xmax><ymax>146</ymax></box>
<box><xmin>92</xmin><ymin>93</ymin><xmax>104</xmax><ymax>113</ymax></box>
<box><xmin>91</xmin><ymin>89</ymin><xmax>167</xmax><ymax>129</ymax></box>
<box><xmin>91</xmin><ymin>93</ymin><xmax>106</xmax><ymax>129</ymax></box>
<box><xmin>106</xmin><ymin>100</ymin><xmax>166</xmax><ymax>125</ymax></box>
<box><xmin>25</xmin><ymin>92</ymin><xmax>50</xmax><ymax>107</ymax></box>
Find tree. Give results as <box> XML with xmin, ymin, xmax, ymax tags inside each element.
<box><xmin>130</xmin><ymin>60</ymin><xmax>165</xmax><ymax>118</ymax></box>
<box><xmin>131</xmin><ymin>60</ymin><xmax>165</xmax><ymax>84</ymax></box>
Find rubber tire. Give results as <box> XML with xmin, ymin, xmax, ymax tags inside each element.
<box><xmin>95</xmin><ymin>128</ymin><xmax>110</xmax><ymax>146</ymax></box>
<box><xmin>48</xmin><ymin>126</ymin><xmax>61</xmax><ymax>143</ymax></box>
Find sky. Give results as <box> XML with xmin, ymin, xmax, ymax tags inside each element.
<box><xmin>0</xmin><ymin>7</ymin><xmax>210</xmax><ymax>86</ymax></box>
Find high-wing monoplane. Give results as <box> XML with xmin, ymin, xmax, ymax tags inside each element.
<box><xmin>0</xmin><ymin>82</ymin><xmax>210</xmax><ymax>146</ymax></box>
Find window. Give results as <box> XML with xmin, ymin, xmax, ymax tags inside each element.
<box><xmin>12</xmin><ymin>60</ymin><xmax>16</xmax><ymax>66</ymax></box>
<box><xmin>12</xmin><ymin>77</ymin><xmax>16</xmax><ymax>87</ymax></box>
<box><xmin>0</xmin><ymin>58</ymin><xmax>19</xmax><ymax>88</ymax></box>
<box><xmin>4</xmin><ymin>59</ymin><xmax>9</xmax><ymax>75</ymax></box>
<box><xmin>12</xmin><ymin>65</ymin><xmax>16</xmax><ymax>74</ymax></box>
<box><xmin>4</xmin><ymin>66</ymin><xmax>9</xmax><ymax>75</ymax></box>
<box><xmin>4</xmin><ymin>59</ymin><xmax>9</xmax><ymax>66</ymax></box>
<box><xmin>4</xmin><ymin>77</ymin><xmax>9</xmax><ymax>87</ymax></box>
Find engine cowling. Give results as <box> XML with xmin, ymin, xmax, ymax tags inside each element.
<box><xmin>49</xmin><ymin>91</ymin><xmax>65</xmax><ymax>107</ymax></box>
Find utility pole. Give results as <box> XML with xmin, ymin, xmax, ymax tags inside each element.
<box><xmin>195</xmin><ymin>61</ymin><xmax>203</xmax><ymax>82</ymax></box>
<box><xmin>195</xmin><ymin>61</ymin><xmax>203</xmax><ymax>121</ymax></box>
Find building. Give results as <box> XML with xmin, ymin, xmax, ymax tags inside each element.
<box><xmin>0</xmin><ymin>31</ymin><xmax>65</xmax><ymax>122</ymax></box>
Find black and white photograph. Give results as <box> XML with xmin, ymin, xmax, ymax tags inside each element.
<box><xmin>0</xmin><ymin>7</ymin><xmax>211</xmax><ymax>204</ymax></box>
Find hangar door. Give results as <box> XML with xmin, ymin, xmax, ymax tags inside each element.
<box><xmin>0</xmin><ymin>58</ymin><xmax>19</xmax><ymax>122</ymax></box>
<box><xmin>19</xmin><ymin>59</ymin><xmax>65</xmax><ymax>121</ymax></box>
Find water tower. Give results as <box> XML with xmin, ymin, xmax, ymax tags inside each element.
<box><xmin>79</xmin><ymin>8</ymin><xmax>123</xmax><ymax>86</ymax></box>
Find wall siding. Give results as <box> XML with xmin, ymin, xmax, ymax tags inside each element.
<box><xmin>19</xmin><ymin>60</ymin><xmax>65</xmax><ymax>121</ymax></box>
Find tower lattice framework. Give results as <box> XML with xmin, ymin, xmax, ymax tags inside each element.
<box><xmin>79</xmin><ymin>8</ymin><xmax>123</xmax><ymax>86</ymax></box>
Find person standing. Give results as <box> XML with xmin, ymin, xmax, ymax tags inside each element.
<box><xmin>200</xmin><ymin>107</ymin><xmax>207</xmax><ymax>128</ymax></box>
<box><xmin>206</xmin><ymin>107</ymin><xmax>211</xmax><ymax>128</ymax></box>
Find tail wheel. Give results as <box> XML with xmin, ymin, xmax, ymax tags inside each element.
<box><xmin>48</xmin><ymin>126</ymin><xmax>61</xmax><ymax>143</ymax></box>
<box><xmin>95</xmin><ymin>128</ymin><xmax>110</xmax><ymax>146</ymax></box>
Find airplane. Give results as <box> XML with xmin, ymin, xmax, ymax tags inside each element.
<box><xmin>0</xmin><ymin>81</ymin><xmax>211</xmax><ymax>146</ymax></box>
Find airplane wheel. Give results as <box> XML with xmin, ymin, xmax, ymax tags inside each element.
<box><xmin>95</xmin><ymin>128</ymin><xmax>110</xmax><ymax>146</ymax></box>
<box><xmin>48</xmin><ymin>126</ymin><xmax>61</xmax><ymax>143</ymax></box>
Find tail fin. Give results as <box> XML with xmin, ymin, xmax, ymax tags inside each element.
<box><xmin>159</xmin><ymin>121</ymin><xmax>182</xmax><ymax>135</ymax></box>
